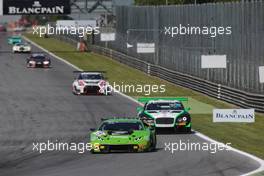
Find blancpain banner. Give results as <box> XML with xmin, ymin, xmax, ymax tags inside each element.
<box><xmin>213</xmin><ymin>109</ymin><xmax>255</xmax><ymax>123</ymax></box>
<box><xmin>3</xmin><ymin>0</ymin><xmax>71</xmax><ymax>15</ymax></box>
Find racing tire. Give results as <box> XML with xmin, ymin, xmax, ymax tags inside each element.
<box><xmin>185</xmin><ymin>127</ymin><xmax>192</xmax><ymax>133</ymax></box>
<box><xmin>148</xmin><ymin>137</ymin><xmax>156</xmax><ymax>152</ymax></box>
<box><xmin>72</xmin><ymin>86</ymin><xmax>79</xmax><ymax>95</ymax></box>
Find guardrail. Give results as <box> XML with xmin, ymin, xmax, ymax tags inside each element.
<box><xmin>91</xmin><ymin>45</ymin><xmax>264</xmax><ymax>113</ymax></box>
<box><xmin>52</xmin><ymin>34</ymin><xmax>264</xmax><ymax>113</ymax></box>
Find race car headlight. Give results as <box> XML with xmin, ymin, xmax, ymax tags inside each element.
<box><xmin>43</xmin><ymin>61</ymin><xmax>50</xmax><ymax>65</ymax></box>
<box><xmin>142</xmin><ymin>118</ymin><xmax>154</xmax><ymax>125</ymax></box>
<box><xmin>182</xmin><ymin>117</ymin><xmax>187</xmax><ymax>122</ymax></box>
<box><xmin>24</xmin><ymin>46</ymin><xmax>30</xmax><ymax>50</ymax></box>
<box><xmin>146</xmin><ymin>119</ymin><xmax>154</xmax><ymax>123</ymax></box>
<box><xmin>141</xmin><ymin>116</ymin><xmax>154</xmax><ymax>122</ymax></box>
<box><xmin>177</xmin><ymin>116</ymin><xmax>188</xmax><ymax>122</ymax></box>
<box><xmin>78</xmin><ymin>80</ymin><xmax>85</xmax><ymax>86</ymax></box>
<box><xmin>29</xmin><ymin>61</ymin><xmax>35</xmax><ymax>64</ymax></box>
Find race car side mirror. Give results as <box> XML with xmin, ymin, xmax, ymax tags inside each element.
<box><xmin>90</xmin><ymin>128</ymin><xmax>96</xmax><ymax>132</ymax></box>
<box><xmin>186</xmin><ymin>107</ymin><xmax>191</xmax><ymax>112</ymax></box>
<box><xmin>136</xmin><ymin>107</ymin><xmax>143</xmax><ymax>113</ymax></box>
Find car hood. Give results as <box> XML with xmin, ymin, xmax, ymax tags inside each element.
<box><xmin>17</xmin><ymin>45</ymin><xmax>30</xmax><ymax>47</ymax></box>
<box><xmin>9</xmin><ymin>38</ymin><xmax>21</xmax><ymax>41</ymax></box>
<box><xmin>83</xmin><ymin>79</ymin><xmax>102</xmax><ymax>84</ymax></box>
<box><xmin>91</xmin><ymin>130</ymin><xmax>149</xmax><ymax>143</ymax></box>
<box><xmin>146</xmin><ymin>110</ymin><xmax>183</xmax><ymax>119</ymax></box>
<box><xmin>15</xmin><ymin>45</ymin><xmax>30</xmax><ymax>48</ymax></box>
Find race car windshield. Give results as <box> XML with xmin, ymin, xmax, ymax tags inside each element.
<box><xmin>16</xmin><ymin>43</ymin><xmax>28</xmax><ymax>46</ymax></box>
<box><xmin>78</xmin><ymin>74</ymin><xmax>102</xmax><ymax>80</ymax></box>
<box><xmin>146</xmin><ymin>102</ymin><xmax>184</xmax><ymax>111</ymax></box>
<box><xmin>30</xmin><ymin>56</ymin><xmax>47</xmax><ymax>61</ymax></box>
<box><xmin>99</xmin><ymin>122</ymin><xmax>144</xmax><ymax>131</ymax></box>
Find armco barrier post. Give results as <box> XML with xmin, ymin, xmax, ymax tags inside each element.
<box><xmin>217</xmin><ymin>84</ymin><xmax>221</xmax><ymax>99</ymax></box>
<box><xmin>147</xmin><ymin>63</ymin><xmax>150</xmax><ymax>75</ymax></box>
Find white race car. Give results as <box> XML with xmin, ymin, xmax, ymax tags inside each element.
<box><xmin>72</xmin><ymin>71</ymin><xmax>111</xmax><ymax>95</ymax></box>
<box><xmin>137</xmin><ymin>98</ymin><xmax>191</xmax><ymax>133</ymax></box>
<box><xmin>13</xmin><ymin>43</ymin><xmax>31</xmax><ymax>53</ymax></box>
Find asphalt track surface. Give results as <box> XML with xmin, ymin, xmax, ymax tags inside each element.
<box><xmin>0</xmin><ymin>32</ymin><xmax>260</xmax><ymax>176</ymax></box>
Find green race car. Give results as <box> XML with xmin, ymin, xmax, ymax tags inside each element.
<box><xmin>8</xmin><ymin>36</ymin><xmax>22</xmax><ymax>45</ymax></box>
<box><xmin>90</xmin><ymin>118</ymin><xmax>156</xmax><ymax>153</ymax></box>
<box><xmin>137</xmin><ymin>97</ymin><xmax>192</xmax><ymax>133</ymax></box>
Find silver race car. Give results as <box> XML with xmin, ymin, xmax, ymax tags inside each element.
<box><xmin>13</xmin><ymin>43</ymin><xmax>31</xmax><ymax>53</ymax></box>
<box><xmin>72</xmin><ymin>71</ymin><xmax>111</xmax><ymax>95</ymax></box>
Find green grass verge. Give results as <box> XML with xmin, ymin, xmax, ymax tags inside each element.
<box><xmin>25</xmin><ymin>33</ymin><xmax>264</xmax><ymax>160</ymax></box>
<box><xmin>252</xmin><ymin>172</ymin><xmax>264</xmax><ymax>176</ymax></box>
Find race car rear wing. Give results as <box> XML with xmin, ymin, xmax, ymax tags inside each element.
<box><xmin>73</xmin><ymin>71</ymin><xmax>108</xmax><ymax>79</ymax></box>
<box><xmin>101</xmin><ymin>117</ymin><xmax>139</xmax><ymax>121</ymax></box>
<box><xmin>138</xmin><ymin>97</ymin><xmax>188</xmax><ymax>103</ymax></box>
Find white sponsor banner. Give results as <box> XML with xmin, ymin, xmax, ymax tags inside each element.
<box><xmin>213</xmin><ymin>109</ymin><xmax>255</xmax><ymax>123</ymax></box>
<box><xmin>100</xmin><ymin>33</ymin><xmax>116</xmax><ymax>41</ymax></box>
<box><xmin>137</xmin><ymin>43</ymin><xmax>155</xmax><ymax>53</ymax></box>
<box><xmin>201</xmin><ymin>55</ymin><xmax>227</xmax><ymax>68</ymax></box>
<box><xmin>0</xmin><ymin>0</ymin><xmax>3</xmax><ymax>15</ymax></box>
<box><xmin>56</xmin><ymin>20</ymin><xmax>97</xmax><ymax>28</ymax></box>
<box><xmin>76</xmin><ymin>20</ymin><xmax>96</xmax><ymax>28</ymax></box>
<box><xmin>56</xmin><ymin>20</ymin><xmax>75</xmax><ymax>28</ymax></box>
<box><xmin>259</xmin><ymin>66</ymin><xmax>264</xmax><ymax>83</ymax></box>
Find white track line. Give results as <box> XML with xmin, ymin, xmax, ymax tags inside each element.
<box><xmin>23</xmin><ymin>36</ymin><xmax>264</xmax><ymax>176</ymax></box>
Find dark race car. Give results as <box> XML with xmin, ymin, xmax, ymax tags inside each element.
<box><xmin>27</xmin><ymin>53</ymin><xmax>51</xmax><ymax>68</ymax></box>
